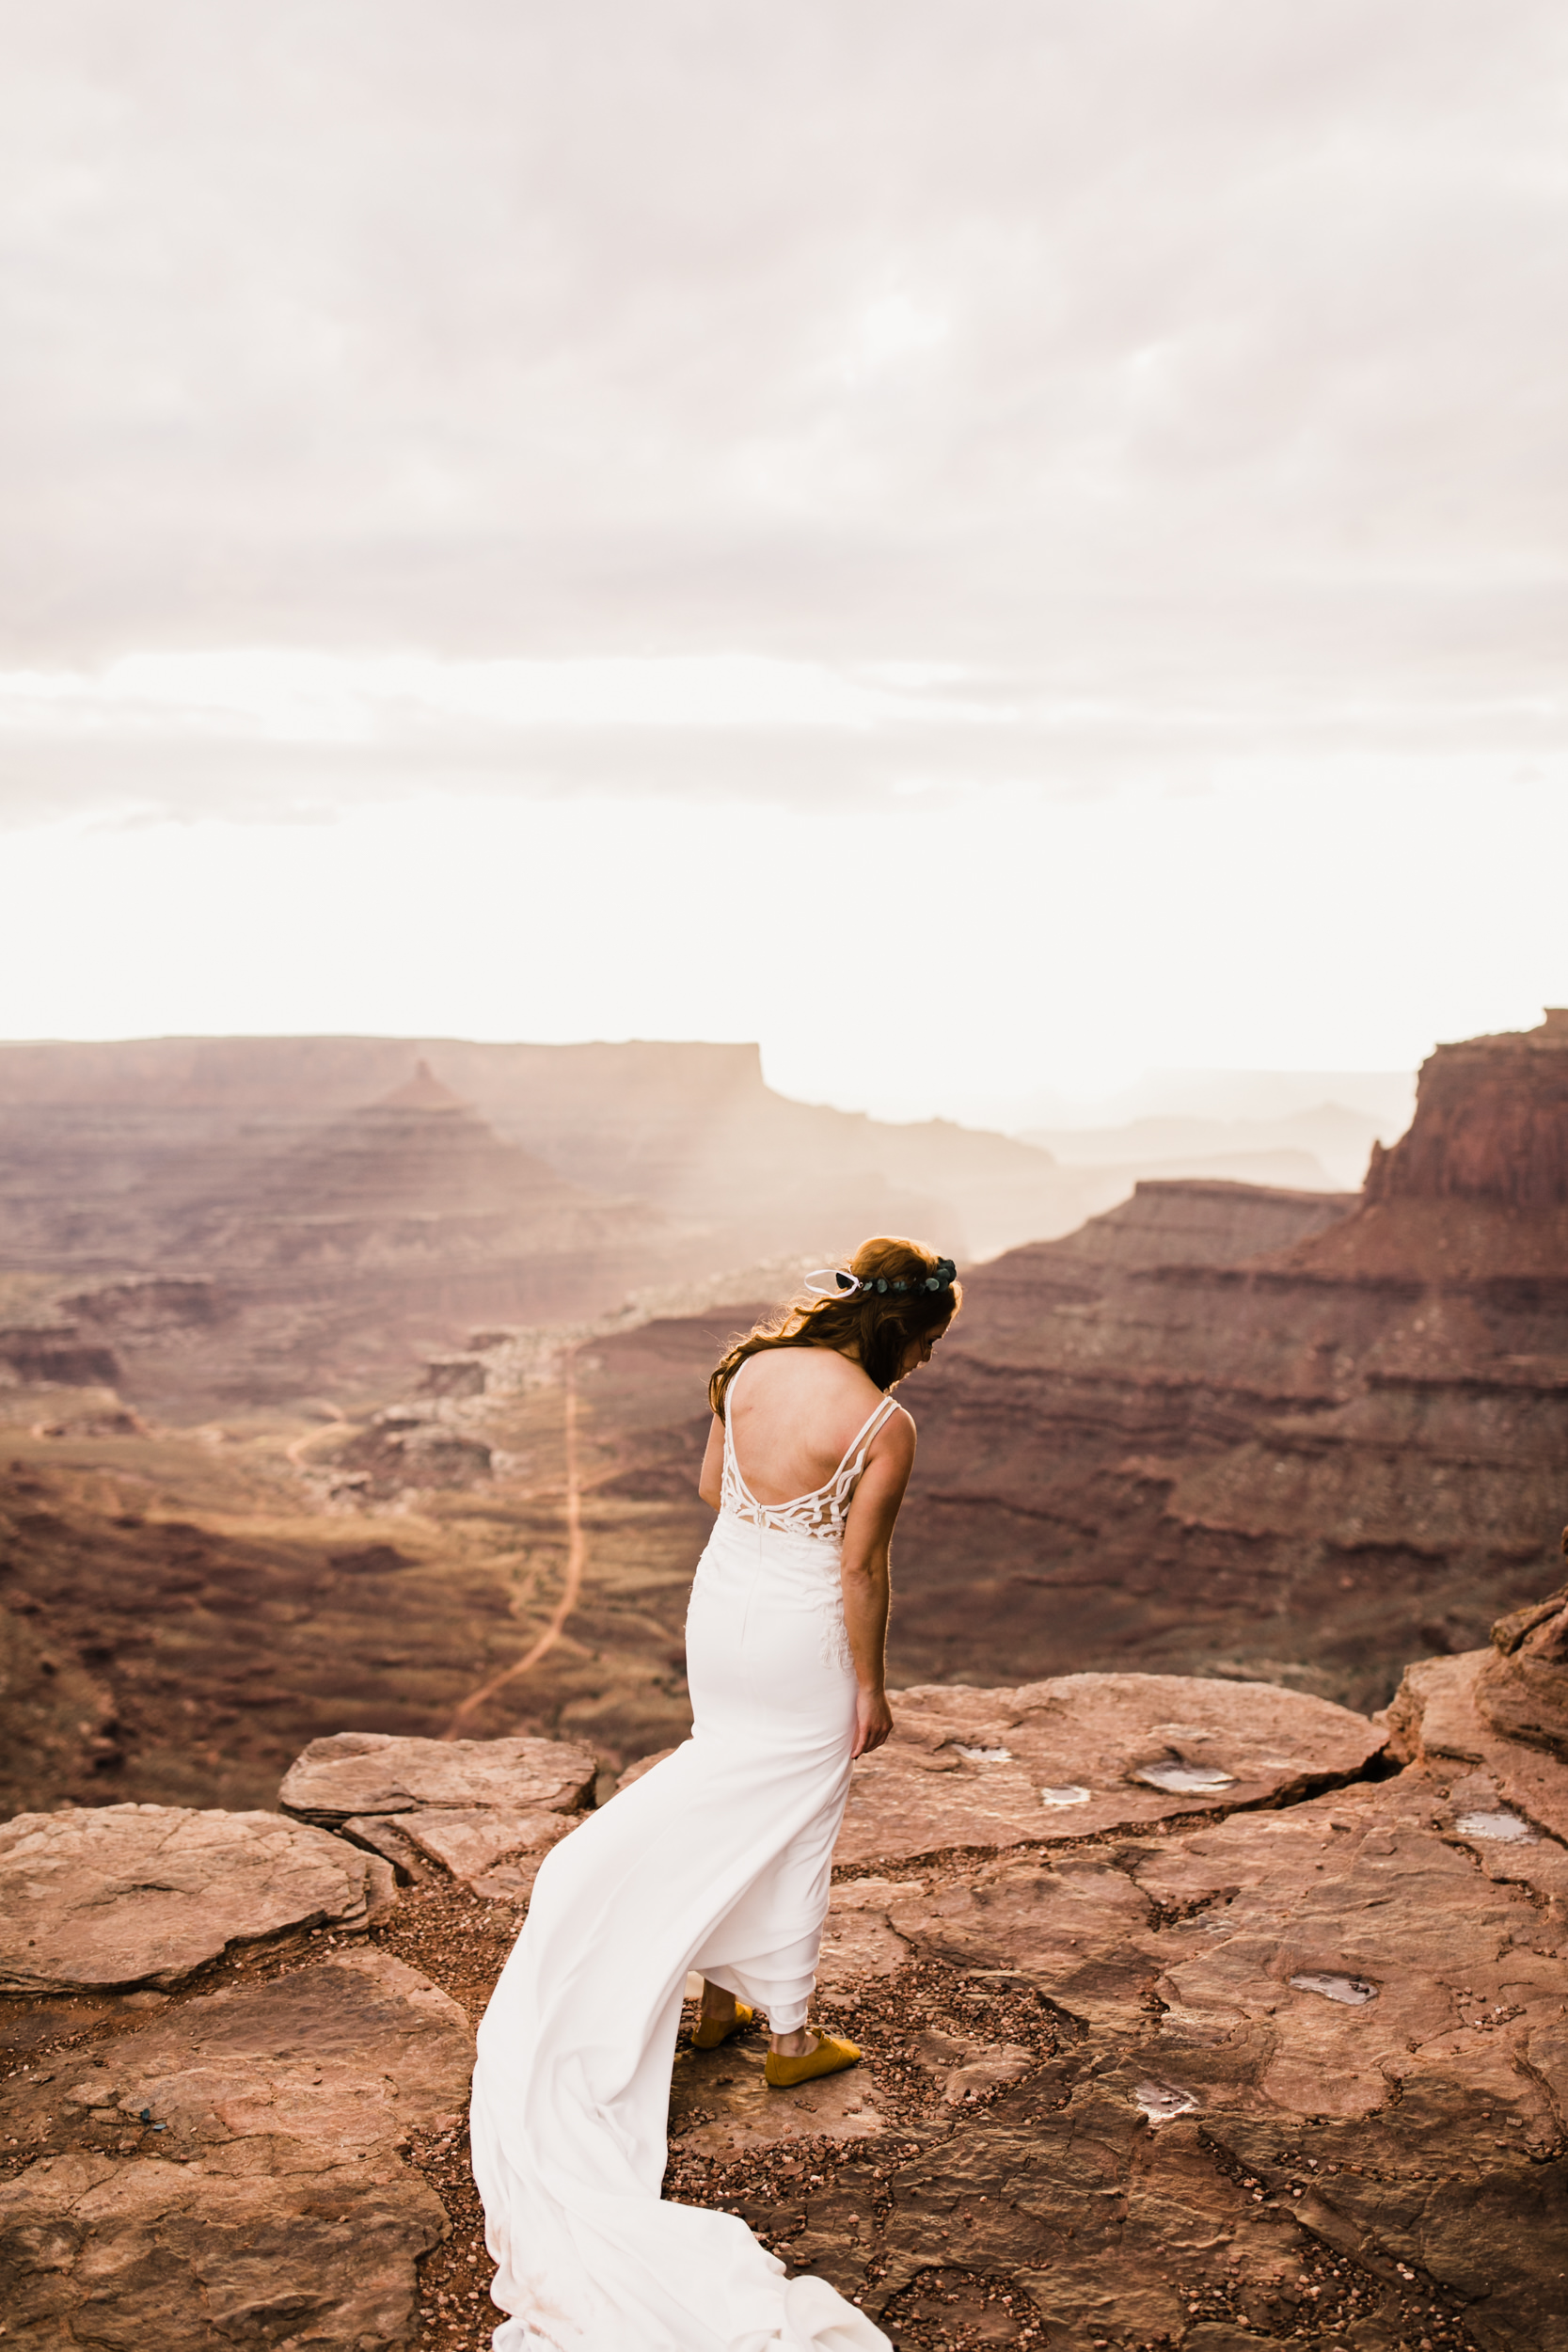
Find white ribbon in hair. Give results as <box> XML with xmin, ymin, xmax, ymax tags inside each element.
<box><xmin>803</xmin><ymin>1267</ymin><xmax>863</xmax><ymax>1297</ymax></box>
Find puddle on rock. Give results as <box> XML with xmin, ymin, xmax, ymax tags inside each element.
<box><xmin>1290</xmin><ymin>1972</ymin><xmax>1379</xmax><ymax>2006</ymax></box>
<box><xmin>1134</xmin><ymin>1760</ymin><xmax>1236</xmax><ymax>1794</ymax></box>
<box><xmin>1134</xmin><ymin>2080</ymin><xmax>1197</xmax><ymax>2123</ymax></box>
<box><xmin>1038</xmin><ymin>1785</ymin><xmax>1092</xmax><ymax>1807</ymax></box>
<box><xmin>952</xmin><ymin>1743</ymin><xmax>1013</xmax><ymax>1763</ymax></box>
<box><xmin>1452</xmin><ymin>1809</ymin><xmax>1536</xmax><ymax>1843</ymax></box>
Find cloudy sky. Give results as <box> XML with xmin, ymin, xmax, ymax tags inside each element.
<box><xmin>1</xmin><ymin>0</ymin><xmax>1563</xmax><ymax>1122</ymax></box>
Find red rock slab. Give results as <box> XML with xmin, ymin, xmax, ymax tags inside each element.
<box><xmin>1132</xmin><ymin>1774</ymin><xmax>1568</xmax><ymax>2133</ymax></box>
<box><xmin>869</xmin><ymin>2074</ymin><xmax>1218</xmax><ymax>2347</ymax></box>
<box><xmin>1004</xmin><ymin>1670</ymin><xmax>1386</xmax><ymax>1805</ymax></box>
<box><xmin>909</xmin><ymin>2027</ymin><xmax>1037</xmax><ymax>2106</ymax></box>
<box><xmin>338</xmin><ymin>1811</ymin><xmax>434</xmax><ymax>1884</ymax></box>
<box><xmin>1202</xmin><ymin>2077</ymin><xmax>1568</xmax><ymax>2352</ymax></box>
<box><xmin>834</xmin><ymin>1673</ymin><xmax>1386</xmax><ymax>1866</ymax></box>
<box><xmin>0</xmin><ymin>1804</ymin><xmax>395</xmax><ymax>1995</ymax></box>
<box><xmin>1480</xmin><ymin>1569</ymin><xmax>1568</xmax><ymax>1766</ymax></box>
<box><xmin>390</xmin><ymin>1804</ymin><xmax>577</xmax><ymax>1886</ymax></box>
<box><xmin>833</xmin><ymin>1772</ymin><xmax>1568</xmax><ymax>2349</ymax></box>
<box><xmin>0</xmin><ymin>1948</ymin><xmax>469</xmax><ymax>2350</ymax></box>
<box><xmin>279</xmin><ymin>1729</ymin><xmax>597</xmax><ymax>1823</ymax></box>
<box><xmin>836</xmin><ymin>1747</ymin><xmax>1047</xmax><ymax>1868</ymax></box>
<box><xmin>806</xmin><ymin>1744</ymin><xmax>1568</xmax><ymax>2350</ymax></box>
<box><xmin>816</xmin><ymin>1879</ymin><xmax>916</xmax><ymax>1990</ymax></box>
<box><xmin>615</xmin><ymin>1744</ymin><xmax>679</xmax><ymax>1792</ymax></box>
<box><xmin>668</xmin><ymin>2036</ymin><xmax>885</xmax><ymax>2158</ymax></box>
<box><xmin>884</xmin><ymin>1852</ymin><xmax>1161</xmax><ymax>2034</ymax></box>
<box><xmin>466</xmin><ymin>1814</ymin><xmax>584</xmax><ymax>1904</ymax></box>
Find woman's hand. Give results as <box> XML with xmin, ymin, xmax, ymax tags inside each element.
<box><xmin>851</xmin><ymin>1687</ymin><xmax>894</xmax><ymax>1758</ymax></box>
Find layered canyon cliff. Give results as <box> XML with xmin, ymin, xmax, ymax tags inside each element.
<box><xmin>903</xmin><ymin>1012</ymin><xmax>1568</xmax><ymax>1709</ymax></box>
<box><xmin>0</xmin><ymin>1015</ymin><xmax>1561</xmax><ymax>1820</ymax></box>
<box><xmin>571</xmin><ymin>1015</ymin><xmax>1568</xmax><ymax>1718</ymax></box>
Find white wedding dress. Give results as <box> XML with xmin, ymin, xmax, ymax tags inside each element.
<box><xmin>469</xmin><ymin>1366</ymin><xmax>901</xmax><ymax>2351</ymax></box>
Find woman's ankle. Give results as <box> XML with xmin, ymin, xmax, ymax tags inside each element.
<box><xmin>769</xmin><ymin>2026</ymin><xmax>816</xmax><ymax>2058</ymax></box>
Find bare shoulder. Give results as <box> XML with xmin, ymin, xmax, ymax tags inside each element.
<box><xmin>737</xmin><ymin>1344</ymin><xmax>888</xmax><ymax>1442</ymax></box>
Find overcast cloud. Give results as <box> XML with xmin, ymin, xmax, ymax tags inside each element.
<box><xmin>0</xmin><ymin>3</ymin><xmax>1563</xmax><ymax>1109</ymax></box>
<box><xmin>4</xmin><ymin>5</ymin><xmax>1565</xmax><ymax>784</ymax></box>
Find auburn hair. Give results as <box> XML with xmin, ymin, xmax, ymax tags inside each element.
<box><xmin>708</xmin><ymin>1235</ymin><xmax>961</xmax><ymax>1417</ymax></box>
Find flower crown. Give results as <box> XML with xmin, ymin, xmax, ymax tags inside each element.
<box><xmin>803</xmin><ymin>1256</ymin><xmax>957</xmax><ymax>1300</ymax></box>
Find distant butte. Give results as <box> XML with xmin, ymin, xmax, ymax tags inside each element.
<box><xmin>371</xmin><ymin>1057</ymin><xmax>470</xmax><ymax>1113</ymax></box>
<box><xmin>252</xmin><ymin>1059</ymin><xmax>582</xmax><ymax>1222</ymax></box>
<box><xmin>1279</xmin><ymin>1006</ymin><xmax>1568</xmax><ymax>1279</ymax></box>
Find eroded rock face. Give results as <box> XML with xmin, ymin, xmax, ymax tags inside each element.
<box><xmin>835</xmin><ymin>1672</ymin><xmax>1386</xmax><ymax>1867</ymax></box>
<box><xmin>280</xmin><ymin>1729</ymin><xmax>597</xmax><ymax>1899</ymax></box>
<box><xmin>0</xmin><ymin>1804</ymin><xmax>395</xmax><ymax>1994</ymax></box>
<box><xmin>1365</xmin><ymin>1011</ymin><xmax>1568</xmax><ymax>1213</ymax></box>
<box><xmin>0</xmin><ymin>1947</ymin><xmax>470</xmax><ymax>2348</ymax></box>
<box><xmin>1385</xmin><ymin>1645</ymin><xmax>1568</xmax><ymax>1846</ymax></box>
<box><xmin>332</xmin><ymin>1413</ymin><xmax>496</xmax><ymax>1498</ymax></box>
<box><xmin>1474</xmin><ymin>1549</ymin><xmax>1568</xmax><ymax>1764</ymax></box>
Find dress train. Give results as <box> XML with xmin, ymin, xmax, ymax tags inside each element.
<box><xmin>469</xmin><ymin>1382</ymin><xmax>898</xmax><ymax>2351</ymax></box>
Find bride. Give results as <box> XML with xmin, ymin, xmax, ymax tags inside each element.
<box><xmin>469</xmin><ymin>1236</ymin><xmax>960</xmax><ymax>2351</ymax></box>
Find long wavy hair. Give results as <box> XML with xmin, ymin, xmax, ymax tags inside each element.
<box><xmin>708</xmin><ymin>1235</ymin><xmax>961</xmax><ymax>1416</ymax></box>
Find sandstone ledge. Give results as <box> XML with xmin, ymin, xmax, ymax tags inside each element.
<box><xmin>279</xmin><ymin>1730</ymin><xmax>597</xmax><ymax>1825</ymax></box>
<box><xmin>4</xmin><ymin>1655</ymin><xmax>1565</xmax><ymax>2351</ymax></box>
<box><xmin>0</xmin><ymin>1947</ymin><xmax>470</xmax><ymax>2349</ymax></box>
<box><xmin>670</xmin><ymin>1659</ymin><xmax>1568</xmax><ymax>2352</ymax></box>
<box><xmin>0</xmin><ymin>1804</ymin><xmax>396</xmax><ymax>1995</ymax></box>
<box><xmin>281</xmin><ymin>1730</ymin><xmax>598</xmax><ymax>1902</ymax></box>
<box><xmin>835</xmin><ymin>1671</ymin><xmax>1387</xmax><ymax>1867</ymax></box>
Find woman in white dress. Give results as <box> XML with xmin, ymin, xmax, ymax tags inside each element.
<box><xmin>469</xmin><ymin>1236</ymin><xmax>960</xmax><ymax>2352</ymax></box>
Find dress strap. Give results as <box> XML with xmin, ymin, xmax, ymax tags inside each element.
<box><xmin>829</xmin><ymin>1391</ymin><xmax>902</xmax><ymax>1483</ymax></box>
<box><xmin>721</xmin><ymin>1362</ymin><xmax>904</xmax><ymax>1535</ymax></box>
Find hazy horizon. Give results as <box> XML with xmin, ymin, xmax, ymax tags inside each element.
<box><xmin>0</xmin><ymin>1021</ymin><xmax>1424</xmax><ymax>1153</ymax></box>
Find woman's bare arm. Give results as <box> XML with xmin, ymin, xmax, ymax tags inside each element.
<box><xmin>697</xmin><ymin>1414</ymin><xmax>724</xmax><ymax>1510</ymax></box>
<box><xmin>839</xmin><ymin>1414</ymin><xmax>916</xmax><ymax>1757</ymax></box>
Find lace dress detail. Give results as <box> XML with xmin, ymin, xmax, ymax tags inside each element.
<box><xmin>720</xmin><ymin>1380</ymin><xmax>903</xmax><ymax>1543</ymax></box>
<box><xmin>719</xmin><ymin>1375</ymin><xmax>903</xmax><ymax>1670</ymax></box>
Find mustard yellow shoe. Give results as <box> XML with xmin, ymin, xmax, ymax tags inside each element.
<box><xmin>690</xmin><ymin>2000</ymin><xmax>754</xmax><ymax>2050</ymax></box>
<box><xmin>764</xmin><ymin>2032</ymin><xmax>861</xmax><ymax>2090</ymax></box>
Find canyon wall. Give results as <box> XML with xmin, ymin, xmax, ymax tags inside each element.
<box><xmin>1365</xmin><ymin>1007</ymin><xmax>1568</xmax><ymax>1216</ymax></box>
<box><xmin>556</xmin><ymin>1018</ymin><xmax>1568</xmax><ymax>1715</ymax></box>
<box><xmin>892</xmin><ymin>1016</ymin><xmax>1568</xmax><ymax>1708</ymax></box>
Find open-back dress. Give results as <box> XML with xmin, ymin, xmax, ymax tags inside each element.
<box><xmin>469</xmin><ymin>1364</ymin><xmax>902</xmax><ymax>2350</ymax></box>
